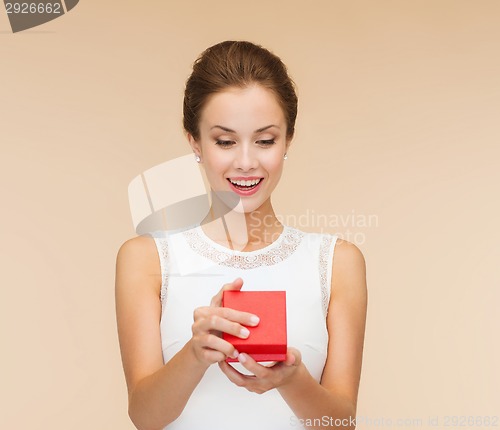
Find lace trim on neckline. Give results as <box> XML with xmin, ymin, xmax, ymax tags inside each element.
<box><xmin>182</xmin><ymin>225</ymin><xmax>305</xmax><ymax>270</ymax></box>
<box><xmin>153</xmin><ymin>236</ymin><xmax>169</xmax><ymax>307</ymax></box>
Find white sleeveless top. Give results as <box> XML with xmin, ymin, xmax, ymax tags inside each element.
<box><xmin>151</xmin><ymin>223</ymin><xmax>338</xmax><ymax>430</ymax></box>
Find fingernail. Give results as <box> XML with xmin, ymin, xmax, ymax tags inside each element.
<box><xmin>232</xmin><ymin>349</ymin><xmax>239</xmax><ymax>359</ymax></box>
<box><xmin>238</xmin><ymin>353</ymin><xmax>247</xmax><ymax>363</ymax></box>
<box><xmin>250</xmin><ymin>315</ymin><xmax>260</xmax><ymax>325</ymax></box>
<box><xmin>240</xmin><ymin>327</ymin><xmax>250</xmax><ymax>338</ymax></box>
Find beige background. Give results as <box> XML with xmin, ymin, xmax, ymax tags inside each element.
<box><xmin>1</xmin><ymin>1</ymin><xmax>499</xmax><ymax>429</ymax></box>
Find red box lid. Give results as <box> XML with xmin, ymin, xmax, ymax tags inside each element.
<box><xmin>222</xmin><ymin>291</ymin><xmax>287</xmax><ymax>362</ymax></box>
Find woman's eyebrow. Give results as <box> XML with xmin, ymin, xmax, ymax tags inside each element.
<box><xmin>210</xmin><ymin>125</ymin><xmax>280</xmax><ymax>133</ymax></box>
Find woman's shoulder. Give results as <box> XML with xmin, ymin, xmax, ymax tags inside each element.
<box><xmin>286</xmin><ymin>225</ymin><xmax>366</xmax><ymax>287</ymax></box>
<box><xmin>332</xmin><ymin>237</ymin><xmax>366</xmax><ymax>265</ymax></box>
<box><xmin>329</xmin><ymin>236</ymin><xmax>367</xmax><ymax>296</ymax></box>
<box><xmin>116</xmin><ymin>223</ymin><xmax>199</xmax><ymax>268</ymax></box>
<box><xmin>116</xmin><ymin>234</ymin><xmax>162</xmax><ymax>286</ymax></box>
<box><xmin>117</xmin><ymin>233</ymin><xmax>158</xmax><ymax>255</ymax></box>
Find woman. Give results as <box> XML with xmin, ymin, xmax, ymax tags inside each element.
<box><xmin>115</xmin><ymin>40</ymin><xmax>367</xmax><ymax>430</ymax></box>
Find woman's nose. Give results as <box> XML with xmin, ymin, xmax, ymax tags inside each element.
<box><xmin>233</xmin><ymin>144</ymin><xmax>258</xmax><ymax>171</ymax></box>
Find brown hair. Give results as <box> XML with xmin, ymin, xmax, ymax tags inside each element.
<box><xmin>183</xmin><ymin>40</ymin><xmax>298</xmax><ymax>141</ymax></box>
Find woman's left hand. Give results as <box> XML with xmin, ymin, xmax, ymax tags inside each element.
<box><xmin>218</xmin><ymin>347</ymin><xmax>302</xmax><ymax>394</ymax></box>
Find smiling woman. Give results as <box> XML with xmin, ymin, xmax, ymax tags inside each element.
<box><xmin>115</xmin><ymin>40</ymin><xmax>368</xmax><ymax>430</ymax></box>
<box><xmin>189</xmin><ymin>84</ymin><xmax>289</xmax><ymax>217</ymax></box>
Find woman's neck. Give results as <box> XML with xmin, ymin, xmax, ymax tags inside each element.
<box><xmin>200</xmin><ymin>195</ymin><xmax>284</xmax><ymax>251</ymax></box>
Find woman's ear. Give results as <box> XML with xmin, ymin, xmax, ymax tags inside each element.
<box><xmin>187</xmin><ymin>133</ymin><xmax>202</xmax><ymax>158</ymax></box>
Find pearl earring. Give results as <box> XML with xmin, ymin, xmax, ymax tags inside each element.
<box><xmin>283</xmin><ymin>153</ymin><xmax>288</xmax><ymax>160</ymax></box>
<box><xmin>195</xmin><ymin>154</ymin><xmax>201</xmax><ymax>163</ymax></box>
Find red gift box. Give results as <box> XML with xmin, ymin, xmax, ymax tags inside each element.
<box><xmin>222</xmin><ymin>291</ymin><xmax>287</xmax><ymax>362</ymax></box>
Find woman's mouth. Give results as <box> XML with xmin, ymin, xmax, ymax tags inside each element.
<box><xmin>227</xmin><ymin>178</ymin><xmax>263</xmax><ymax>196</ymax></box>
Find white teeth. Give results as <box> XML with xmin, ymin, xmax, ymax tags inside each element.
<box><xmin>229</xmin><ymin>178</ymin><xmax>262</xmax><ymax>186</ymax></box>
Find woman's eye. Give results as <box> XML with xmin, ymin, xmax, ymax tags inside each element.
<box><xmin>215</xmin><ymin>139</ymin><xmax>275</xmax><ymax>146</ymax></box>
<box><xmin>216</xmin><ymin>140</ymin><xmax>235</xmax><ymax>147</ymax></box>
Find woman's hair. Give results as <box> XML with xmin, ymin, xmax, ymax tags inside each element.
<box><xmin>183</xmin><ymin>40</ymin><xmax>298</xmax><ymax>141</ymax></box>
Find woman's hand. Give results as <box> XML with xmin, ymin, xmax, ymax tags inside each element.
<box><xmin>218</xmin><ymin>347</ymin><xmax>302</xmax><ymax>394</ymax></box>
<box><xmin>188</xmin><ymin>277</ymin><xmax>260</xmax><ymax>367</ymax></box>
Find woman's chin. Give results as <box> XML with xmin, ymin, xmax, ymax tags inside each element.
<box><xmin>233</xmin><ymin>201</ymin><xmax>252</xmax><ymax>213</ymax></box>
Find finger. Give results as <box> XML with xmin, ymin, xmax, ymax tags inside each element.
<box><xmin>194</xmin><ymin>313</ymin><xmax>252</xmax><ymax>339</ymax></box>
<box><xmin>237</xmin><ymin>353</ymin><xmax>268</xmax><ymax>378</ymax></box>
<box><xmin>284</xmin><ymin>347</ymin><xmax>302</xmax><ymax>366</ymax></box>
<box><xmin>218</xmin><ymin>360</ymin><xmax>254</xmax><ymax>386</ymax></box>
<box><xmin>218</xmin><ymin>306</ymin><xmax>260</xmax><ymax>326</ymax></box>
<box><xmin>198</xmin><ymin>333</ymin><xmax>240</xmax><ymax>359</ymax></box>
<box><xmin>199</xmin><ymin>347</ymin><xmax>226</xmax><ymax>364</ymax></box>
<box><xmin>210</xmin><ymin>277</ymin><xmax>244</xmax><ymax>307</ymax></box>
<box><xmin>193</xmin><ymin>307</ymin><xmax>260</xmax><ymax>330</ymax></box>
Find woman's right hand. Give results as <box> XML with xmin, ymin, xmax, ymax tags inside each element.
<box><xmin>189</xmin><ymin>277</ymin><xmax>260</xmax><ymax>367</ymax></box>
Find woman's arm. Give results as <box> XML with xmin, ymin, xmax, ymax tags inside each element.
<box><xmin>115</xmin><ymin>236</ymin><xmax>258</xmax><ymax>430</ymax></box>
<box><xmin>218</xmin><ymin>238</ymin><xmax>367</xmax><ymax>430</ymax></box>
<box><xmin>115</xmin><ymin>236</ymin><xmax>205</xmax><ymax>430</ymax></box>
<box><xmin>281</xmin><ymin>238</ymin><xmax>367</xmax><ymax>428</ymax></box>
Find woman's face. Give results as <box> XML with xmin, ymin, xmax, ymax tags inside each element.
<box><xmin>188</xmin><ymin>84</ymin><xmax>291</xmax><ymax>214</ymax></box>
